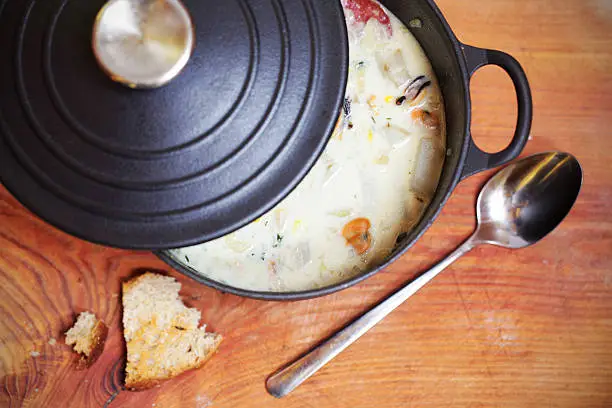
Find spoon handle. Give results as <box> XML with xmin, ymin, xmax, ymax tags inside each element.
<box><xmin>266</xmin><ymin>234</ymin><xmax>479</xmax><ymax>398</ymax></box>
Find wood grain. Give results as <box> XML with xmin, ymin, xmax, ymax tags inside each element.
<box><xmin>1</xmin><ymin>0</ymin><xmax>612</xmax><ymax>407</ymax></box>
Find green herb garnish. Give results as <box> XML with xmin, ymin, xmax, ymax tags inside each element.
<box><xmin>273</xmin><ymin>233</ymin><xmax>284</xmax><ymax>248</ymax></box>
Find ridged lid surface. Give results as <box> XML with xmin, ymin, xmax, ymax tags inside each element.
<box><xmin>0</xmin><ymin>0</ymin><xmax>348</xmax><ymax>249</ymax></box>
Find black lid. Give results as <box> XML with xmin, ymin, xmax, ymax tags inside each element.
<box><xmin>0</xmin><ymin>0</ymin><xmax>348</xmax><ymax>249</ymax></box>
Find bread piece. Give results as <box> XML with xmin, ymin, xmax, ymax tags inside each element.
<box><xmin>65</xmin><ymin>311</ymin><xmax>108</xmax><ymax>368</ymax></box>
<box><xmin>122</xmin><ymin>272</ymin><xmax>222</xmax><ymax>390</ymax></box>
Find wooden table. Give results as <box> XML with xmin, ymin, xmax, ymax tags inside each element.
<box><xmin>2</xmin><ymin>1</ymin><xmax>611</xmax><ymax>407</ymax></box>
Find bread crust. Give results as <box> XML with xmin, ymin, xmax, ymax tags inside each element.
<box><xmin>75</xmin><ymin>320</ymin><xmax>108</xmax><ymax>369</ymax></box>
<box><xmin>125</xmin><ymin>335</ymin><xmax>221</xmax><ymax>391</ymax></box>
<box><xmin>121</xmin><ymin>272</ymin><xmax>162</xmax><ymax>293</ymax></box>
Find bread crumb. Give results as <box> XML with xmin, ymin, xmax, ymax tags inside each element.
<box><xmin>65</xmin><ymin>312</ymin><xmax>108</xmax><ymax>368</ymax></box>
<box><xmin>48</xmin><ymin>338</ymin><xmax>57</xmax><ymax>346</ymax></box>
<box><xmin>30</xmin><ymin>351</ymin><xmax>40</xmax><ymax>358</ymax></box>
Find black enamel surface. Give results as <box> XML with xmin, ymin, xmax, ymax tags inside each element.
<box><xmin>0</xmin><ymin>0</ymin><xmax>348</xmax><ymax>249</ymax></box>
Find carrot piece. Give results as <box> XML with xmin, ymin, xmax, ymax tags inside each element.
<box><xmin>342</xmin><ymin>218</ymin><xmax>372</xmax><ymax>254</ymax></box>
<box><xmin>411</xmin><ymin>109</ymin><xmax>439</xmax><ymax>129</ymax></box>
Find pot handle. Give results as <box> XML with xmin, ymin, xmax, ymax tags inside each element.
<box><xmin>459</xmin><ymin>44</ymin><xmax>533</xmax><ymax>179</ymax></box>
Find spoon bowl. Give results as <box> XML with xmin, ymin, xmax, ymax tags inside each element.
<box><xmin>267</xmin><ymin>151</ymin><xmax>583</xmax><ymax>398</ymax></box>
<box><xmin>476</xmin><ymin>151</ymin><xmax>583</xmax><ymax>248</ymax></box>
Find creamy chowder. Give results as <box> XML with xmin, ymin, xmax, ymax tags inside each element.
<box><xmin>171</xmin><ymin>0</ymin><xmax>446</xmax><ymax>292</ymax></box>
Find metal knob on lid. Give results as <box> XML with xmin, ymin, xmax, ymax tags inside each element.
<box><xmin>92</xmin><ymin>0</ymin><xmax>194</xmax><ymax>88</ymax></box>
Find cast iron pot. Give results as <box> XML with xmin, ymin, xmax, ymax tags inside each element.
<box><xmin>158</xmin><ymin>0</ymin><xmax>533</xmax><ymax>300</ymax></box>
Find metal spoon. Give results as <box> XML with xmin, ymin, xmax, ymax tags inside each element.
<box><xmin>266</xmin><ymin>151</ymin><xmax>583</xmax><ymax>398</ymax></box>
